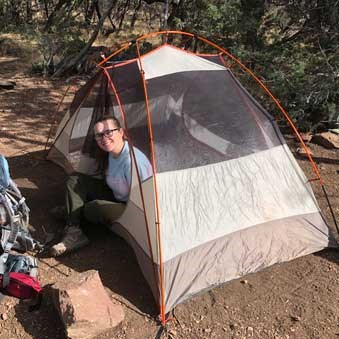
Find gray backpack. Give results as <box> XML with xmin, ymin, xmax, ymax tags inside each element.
<box><xmin>0</xmin><ymin>155</ymin><xmax>42</xmax><ymax>276</ymax></box>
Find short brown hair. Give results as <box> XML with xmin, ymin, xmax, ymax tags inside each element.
<box><xmin>94</xmin><ymin>115</ymin><xmax>121</xmax><ymax>129</ymax></box>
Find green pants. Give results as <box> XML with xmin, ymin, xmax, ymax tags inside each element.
<box><xmin>66</xmin><ymin>174</ymin><xmax>126</xmax><ymax>227</ymax></box>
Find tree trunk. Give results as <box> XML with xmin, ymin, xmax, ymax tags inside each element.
<box><xmin>167</xmin><ymin>0</ymin><xmax>184</xmax><ymax>30</ymax></box>
<box><xmin>10</xmin><ymin>0</ymin><xmax>21</xmax><ymax>25</ymax></box>
<box><xmin>240</xmin><ymin>0</ymin><xmax>265</xmax><ymax>52</ymax></box>
<box><xmin>130</xmin><ymin>0</ymin><xmax>141</xmax><ymax>28</ymax></box>
<box><xmin>41</xmin><ymin>0</ymin><xmax>50</xmax><ymax>19</ymax></box>
<box><xmin>52</xmin><ymin>1</ymin><xmax>117</xmax><ymax>77</ymax></box>
<box><xmin>26</xmin><ymin>0</ymin><xmax>32</xmax><ymax>23</ymax></box>
<box><xmin>43</xmin><ymin>0</ymin><xmax>71</xmax><ymax>32</ymax></box>
<box><xmin>84</xmin><ymin>0</ymin><xmax>98</xmax><ymax>26</ymax></box>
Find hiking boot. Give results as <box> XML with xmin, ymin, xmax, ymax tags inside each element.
<box><xmin>49</xmin><ymin>225</ymin><xmax>89</xmax><ymax>257</ymax></box>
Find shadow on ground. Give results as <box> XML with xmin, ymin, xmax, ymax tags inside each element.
<box><xmin>294</xmin><ymin>152</ymin><xmax>339</xmax><ymax>166</ymax></box>
<box><xmin>316</xmin><ymin>247</ymin><xmax>339</xmax><ymax>266</ymax></box>
<box><xmin>7</xmin><ymin>150</ymin><xmax>158</xmax><ymax>338</ymax></box>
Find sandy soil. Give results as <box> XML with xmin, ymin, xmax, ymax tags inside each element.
<box><xmin>0</xmin><ymin>50</ymin><xmax>339</xmax><ymax>339</ymax></box>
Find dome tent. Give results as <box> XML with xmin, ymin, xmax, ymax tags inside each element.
<box><xmin>47</xmin><ymin>31</ymin><xmax>336</xmax><ymax>324</ymax></box>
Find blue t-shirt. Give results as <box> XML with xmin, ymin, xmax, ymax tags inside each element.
<box><xmin>106</xmin><ymin>142</ymin><xmax>153</xmax><ymax>202</ymax></box>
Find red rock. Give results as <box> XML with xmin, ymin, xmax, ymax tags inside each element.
<box><xmin>0</xmin><ymin>80</ymin><xmax>15</xmax><ymax>90</ymax></box>
<box><xmin>311</xmin><ymin>132</ymin><xmax>339</xmax><ymax>149</ymax></box>
<box><xmin>299</xmin><ymin>133</ymin><xmax>313</xmax><ymax>143</ymax></box>
<box><xmin>53</xmin><ymin>270</ymin><xmax>124</xmax><ymax>339</ymax></box>
<box><xmin>296</xmin><ymin>147</ymin><xmax>313</xmax><ymax>156</ymax></box>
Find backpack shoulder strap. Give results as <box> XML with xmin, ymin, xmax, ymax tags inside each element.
<box><xmin>0</xmin><ymin>192</ymin><xmax>20</xmax><ymax>274</ymax></box>
<box><xmin>0</xmin><ymin>155</ymin><xmax>10</xmax><ymax>191</ymax></box>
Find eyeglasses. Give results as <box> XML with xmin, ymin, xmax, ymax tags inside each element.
<box><xmin>94</xmin><ymin>128</ymin><xmax>120</xmax><ymax>140</ymax></box>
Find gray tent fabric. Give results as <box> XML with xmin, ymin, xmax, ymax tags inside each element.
<box><xmin>47</xmin><ymin>43</ymin><xmax>336</xmax><ymax>317</ymax></box>
<box><xmin>162</xmin><ymin>211</ymin><xmax>331</xmax><ymax>311</ymax></box>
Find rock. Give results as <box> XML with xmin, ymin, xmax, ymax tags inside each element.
<box><xmin>168</xmin><ymin>329</ymin><xmax>177</xmax><ymax>338</ymax></box>
<box><xmin>291</xmin><ymin>315</ymin><xmax>301</xmax><ymax>322</ymax></box>
<box><xmin>296</xmin><ymin>147</ymin><xmax>313</xmax><ymax>156</ymax></box>
<box><xmin>329</xmin><ymin>128</ymin><xmax>339</xmax><ymax>135</ymax></box>
<box><xmin>240</xmin><ymin>279</ymin><xmax>248</xmax><ymax>284</ymax></box>
<box><xmin>311</xmin><ymin>132</ymin><xmax>339</xmax><ymax>149</ymax></box>
<box><xmin>299</xmin><ymin>133</ymin><xmax>313</xmax><ymax>143</ymax></box>
<box><xmin>0</xmin><ymin>80</ymin><xmax>16</xmax><ymax>90</ymax></box>
<box><xmin>0</xmin><ymin>300</ymin><xmax>6</xmax><ymax>315</ymax></box>
<box><xmin>1</xmin><ymin>313</ymin><xmax>8</xmax><ymax>320</ymax></box>
<box><xmin>53</xmin><ymin>270</ymin><xmax>124</xmax><ymax>339</ymax></box>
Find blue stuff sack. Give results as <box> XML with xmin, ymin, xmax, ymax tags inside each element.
<box><xmin>5</xmin><ymin>254</ymin><xmax>38</xmax><ymax>278</ymax></box>
<box><xmin>0</xmin><ymin>155</ymin><xmax>10</xmax><ymax>190</ymax></box>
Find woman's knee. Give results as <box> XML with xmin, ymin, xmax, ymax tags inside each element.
<box><xmin>84</xmin><ymin>200</ymin><xmax>125</xmax><ymax>226</ymax></box>
<box><xmin>66</xmin><ymin>175</ymin><xmax>79</xmax><ymax>189</ymax></box>
<box><xmin>66</xmin><ymin>174</ymin><xmax>89</xmax><ymax>192</ymax></box>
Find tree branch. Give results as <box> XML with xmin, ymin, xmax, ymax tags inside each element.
<box><xmin>53</xmin><ymin>1</ymin><xmax>117</xmax><ymax>77</ymax></box>
<box><xmin>317</xmin><ymin>38</ymin><xmax>337</xmax><ymax>79</ymax></box>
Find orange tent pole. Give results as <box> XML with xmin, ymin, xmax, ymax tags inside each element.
<box><xmin>97</xmin><ymin>42</ymin><xmax>132</xmax><ymax>67</ymax></box>
<box><xmin>198</xmin><ymin>36</ymin><xmax>323</xmax><ymax>184</ymax></box>
<box><xmin>135</xmin><ymin>41</ymin><xmax>167</xmax><ymax>325</ymax></box>
<box><xmin>98</xmin><ymin>31</ymin><xmax>195</xmax><ymax>67</ymax></box>
<box><xmin>98</xmin><ymin>29</ymin><xmax>320</xmax><ymax>183</ymax></box>
<box><xmin>130</xmin><ymin>30</ymin><xmax>323</xmax><ymax>184</ymax></box>
<box><xmin>136</xmin><ymin>30</ymin><xmax>194</xmax><ymax>42</ymax></box>
<box><xmin>102</xmin><ymin>66</ymin><xmax>159</xmax><ymax>297</ymax></box>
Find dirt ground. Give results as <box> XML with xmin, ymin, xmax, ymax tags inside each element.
<box><xmin>0</xmin><ymin>49</ymin><xmax>339</xmax><ymax>339</ymax></box>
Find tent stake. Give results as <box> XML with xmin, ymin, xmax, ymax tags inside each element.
<box><xmin>155</xmin><ymin>324</ymin><xmax>166</xmax><ymax>339</ymax></box>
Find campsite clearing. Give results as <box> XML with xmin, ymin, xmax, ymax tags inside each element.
<box><xmin>0</xmin><ymin>52</ymin><xmax>339</xmax><ymax>339</ymax></box>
